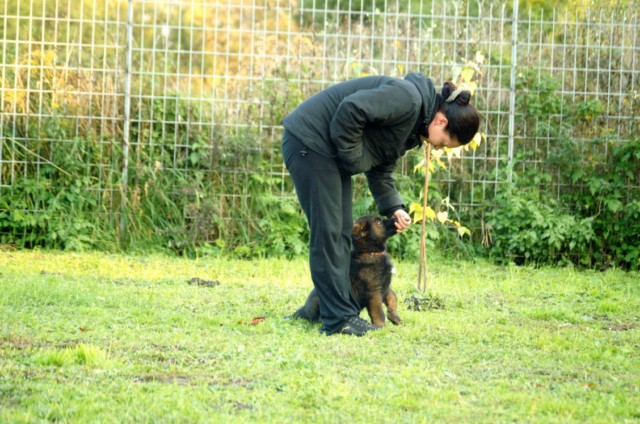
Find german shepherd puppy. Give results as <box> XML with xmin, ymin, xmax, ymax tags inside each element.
<box><xmin>292</xmin><ymin>215</ymin><xmax>401</xmax><ymax>327</ymax></box>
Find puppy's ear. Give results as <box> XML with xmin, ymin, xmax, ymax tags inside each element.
<box><xmin>352</xmin><ymin>221</ymin><xmax>368</xmax><ymax>240</ymax></box>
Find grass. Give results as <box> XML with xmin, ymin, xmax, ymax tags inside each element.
<box><xmin>1</xmin><ymin>250</ymin><xmax>638</xmax><ymax>423</ymax></box>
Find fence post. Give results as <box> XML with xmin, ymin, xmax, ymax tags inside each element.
<box><xmin>507</xmin><ymin>0</ymin><xmax>519</xmax><ymax>182</ymax></box>
<box><xmin>121</xmin><ymin>0</ymin><xmax>134</xmax><ymax>246</ymax></box>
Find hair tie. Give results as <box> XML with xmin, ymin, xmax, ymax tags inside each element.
<box><xmin>445</xmin><ymin>89</ymin><xmax>463</xmax><ymax>103</ymax></box>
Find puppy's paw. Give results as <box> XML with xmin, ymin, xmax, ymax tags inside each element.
<box><xmin>387</xmin><ymin>312</ymin><xmax>402</xmax><ymax>325</ymax></box>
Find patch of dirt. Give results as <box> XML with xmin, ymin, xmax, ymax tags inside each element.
<box><xmin>133</xmin><ymin>375</ymin><xmax>254</xmax><ymax>390</ymax></box>
<box><xmin>483</xmin><ymin>293</ymin><xmax>506</xmax><ymax>308</ymax></box>
<box><xmin>0</xmin><ymin>334</ymin><xmax>34</xmax><ymax>350</ymax></box>
<box><xmin>40</xmin><ymin>270</ymin><xmax>63</xmax><ymax>276</ymax></box>
<box><xmin>603</xmin><ymin>322</ymin><xmax>637</xmax><ymax>331</ymax></box>
<box><xmin>187</xmin><ymin>277</ymin><xmax>220</xmax><ymax>288</ymax></box>
<box><xmin>230</xmin><ymin>400</ymin><xmax>254</xmax><ymax>411</ymax></box>
<box><xmin>404</xmin><ymin>293</ymin><xmax>446</xmax><ymax>311</ymax></box>
<box><xmin>226</xmin><ymin>378</ymin><xmax>252</xmax><ymax>388</ymax></box>
<box><xmin>134</xmin><ymin>374</ymin><xmax>194</xmax><ymax>385</ymax></box>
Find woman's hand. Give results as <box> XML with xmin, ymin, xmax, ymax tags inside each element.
<box><xmin>392</xmin><ymin>209</ymin><xmax>412</xmax><ymax>233</ymax></box>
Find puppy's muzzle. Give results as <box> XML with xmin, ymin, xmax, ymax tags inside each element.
<box><xmin>384</xmin><ymin>218</ymin><xmax>399</xmax><ymax>238</ymax></box>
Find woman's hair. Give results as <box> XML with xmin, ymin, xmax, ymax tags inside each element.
<box><xmin>438</xmin><ymin>82</ymin><xmax>480</xmax><ymax>145</ymax></box>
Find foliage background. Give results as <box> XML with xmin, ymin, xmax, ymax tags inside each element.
<box><xmin>0</xmin><ymin>0</ymin><xmax>638</xmax><ymax>268</ymax></box>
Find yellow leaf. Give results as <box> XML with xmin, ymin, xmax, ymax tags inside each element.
<box><xmin>409</xmin><ymin>203</ymin><xmax>436</xmax><ymax>224</ymax></box>
<box><xmin>409</xmin><ymin>201</ymin><xmax>422</xmax><ymax>216</ymax></box>
<box><xmin>466</xmin><ymin>81</ymin><xmax>477</xmax><ymax>96</ymax></box>
<box><xmin>431</xmin><ymin>149</ymin><xmax>445</xmax><ymax>160</ymax></box>
<box><xmin>429</xmin><ymin>149</ymin><xmax>447</xmax><ymax>169</ymax></box>
<box><xmin>444</xmin><ymin>146</ymin><xmax>463</xmax><ymax>161</ymax></box>
<box><xmin>465</xmin><ymin>61</ymin><xmax>482</xmax><ymax>74</ymax></box>
<box><xmin>444</xmin><ymin>148</ymin><xmax>453</xmax><ymax>161</ymax></box>
<box><xmin>413</xmin><ymin>158</ymin><xmax>425</xmax><ymax>173</ymax></box>
<box><xmin>457</xmin><ymin>226</ymin><xmax>471</xmax><ymax>237</ymax></box>
<box><xmin>424</xmin><ymin>206</ymin><xmax>436</xmax><ymax>221</ymax></box>
<box><xmin>468</xmin><ymin>132</ymin><xmax>483</xmax><ymax>150</ymax></box>
<box><xmin>436</xmin><ymin>211</ymin><xmax>448</xmax><ymax>224</ymax></box>
<box><xmin>410</xmin><ymin>203</ymin><xmax>423</xmax><ymax>223</ymax></box>
<box><xmin>461</xmin><ymin>67</ymin><xmax>475</xmax><ymax>84</ymax></box>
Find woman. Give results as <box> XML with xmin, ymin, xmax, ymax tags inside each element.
<box><xmin>282</xmin><ymin>73</ymin><xmax>480</xmax><ymax>336</ymax></box>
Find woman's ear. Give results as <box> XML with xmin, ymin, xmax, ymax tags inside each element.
<box><xmin>435</xmin><ymin>112</ymin><xmax>448</xmax><ymax>127</ymax></box>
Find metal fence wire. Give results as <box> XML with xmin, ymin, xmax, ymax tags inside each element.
<box><xmin>1</xmin><ymin>0</ymin><xmax>638</xmax><ymax>243</ymax></box>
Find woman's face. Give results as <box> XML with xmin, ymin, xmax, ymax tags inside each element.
<box><xmin>425</xmin><ymin>112</ymin><xmax>462</xmax><ymax>149</ymax></box>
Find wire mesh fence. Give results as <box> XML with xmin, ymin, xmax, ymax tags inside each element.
<box><xmin>1</xmin><ymin>0</ymin><xmax>638</xmax><ymax>246</ymax></box>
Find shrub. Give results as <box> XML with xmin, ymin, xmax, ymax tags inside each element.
<box><xmin>485</xmin><ymin>184</ymin><xmax>595</xmax><ymax>266</ymax></box>
<box><xmin>486</xmin><ymin>139</ymin><xmax>640</xmax><ymax>269</ymax></box>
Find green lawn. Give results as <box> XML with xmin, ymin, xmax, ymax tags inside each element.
<box><xmin>1</xmin><ymin>250</ymin><xmax>638</xmax><ymax>423</ymax></box>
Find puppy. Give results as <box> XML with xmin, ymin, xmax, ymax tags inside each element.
<box><xmin>292</xmin><ymin>215</ymin><xmax>401</xmax><ymax>327</ymax></box>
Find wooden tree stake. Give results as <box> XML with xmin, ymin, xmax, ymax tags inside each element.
<box><xmin>418</xmin><ymin>141</ymin><xmax>431</xmax><ymax>292</ymax></box>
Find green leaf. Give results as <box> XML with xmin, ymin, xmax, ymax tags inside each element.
<box><xmin>606</xmin><ymin>199</ymin><xmax>623</xmax><ymax>213</ymax></box>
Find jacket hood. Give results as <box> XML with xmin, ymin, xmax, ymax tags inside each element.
<box><xmin>404</xmin><ymin>73</ymin><xmax>439</xmax><ymax>135</ymax></box>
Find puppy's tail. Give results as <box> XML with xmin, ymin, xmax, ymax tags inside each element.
<box><xmin>288</xmin><ymin>290</ymin><xmax>321</xmax><ymax>323</ymax></box>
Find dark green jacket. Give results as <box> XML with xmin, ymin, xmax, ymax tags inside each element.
<box><xmin>282</xmin><ymin>73</ymin><xmax>439</xmax><ymax>216</ymax></box>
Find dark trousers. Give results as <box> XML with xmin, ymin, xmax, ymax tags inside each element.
<box><xmin>282</xmin><ymin>130</ymin><xmax>360</xmax><ymax>333</ymax></box>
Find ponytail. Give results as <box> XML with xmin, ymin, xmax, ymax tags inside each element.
<box><xmin>437</xmin><ymin>82</ymin><xmax>479</xmax><ymax>145</ymax></box>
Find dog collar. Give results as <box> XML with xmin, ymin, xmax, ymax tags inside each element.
<box><xmin>365</xmin><ymin>251</ymin><xmax>386</xmax><ymax>256</ymax></box>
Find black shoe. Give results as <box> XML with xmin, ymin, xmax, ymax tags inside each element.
<box><xmin>333</xmin><ymin>317</ymin><xmax>380</xmax><ymax>336</ymax></box>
